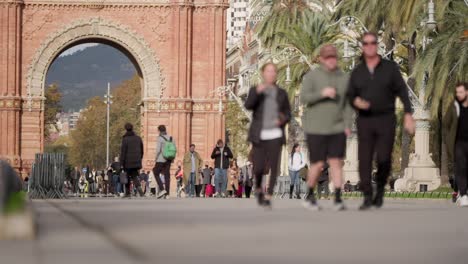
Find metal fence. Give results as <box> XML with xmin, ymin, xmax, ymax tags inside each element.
<box><xmin>29</xmin><ymin>153</ymin><xmax>67</xmax><ymax>199</ymax></box>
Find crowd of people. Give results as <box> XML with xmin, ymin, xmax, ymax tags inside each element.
<box><xmin>69</xmin><ymin>32</ymin><xmax>468</xmax><ymax>211</ymax></box>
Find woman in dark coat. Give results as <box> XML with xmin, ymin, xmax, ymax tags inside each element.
<box><xmin>244</xmin><ymin>63</ymin><xmax>291</xmax><ymax>208</ymax></box>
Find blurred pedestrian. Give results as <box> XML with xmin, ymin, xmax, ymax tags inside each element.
<box><xmin>444</xmin><ymin>82</ymin><xmax>468</xmax><ymax>206</ymax></box>
<box><xmin>317</xmin><ymin>163</ymin><xmax>330</xmax><ymax>200</ymax></box>
<box><xmin>175</xmin><ymin>161</ymin><xmax>183</xmax><ymax>198</ymax></box>
<box><xmin>110</xmin><ymin>157</ymin><xmax>122</xmax><ymax>197</ymax></box>
<box><xmin>245</xmin><ymin>62</ymin><xmax>291</xmax><ymax>208</ymax></box>
<box><xmin>240</xmin><ymin>161</ymin><xmax>253</xmax><ymax>198</ymax></box>
<box><xmin>227</xmin><ymin>160</ymin><xmax>239</xmax><ymax>197</ymax></box>
<box><xmin>201</xmin><ymin>164</ymin><xmax>211</xmax><ymax>197</ymax></box>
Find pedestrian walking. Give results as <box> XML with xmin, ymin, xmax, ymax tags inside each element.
<box><xmin>70</xmin><ymin>167</ymin><xmax>81</xmax><ymax>196</ymax></box>
<box><xmin>120</xmin><ymin>123</ymin><xmax>145</xmax><ymax>198</ymax></box>
<box><xmin>175</xmin><ymin>162</ymin><xmax>184</xmax><ymax>198</ymax></box>
<box><xmin>201</xmin><ymin>164</ymin><xmax>211</xmax><ymax>197</ymax></box>
<box><xmin>300</xmin><ymin>44</ymin><xmax>352</xmax><ymax>211</ymax></box>
<box><xmin>110</xmin><ymin>157</ymin><xmax>122</xmax><ymax>196</ymax></box>
<box><xmin>347</xmin><ymin>32</ymin><xmax>415</xmax><ymax>210</ymax></box>
<box><xmin>227</xmin><ymin>160</ymin><xmax>240</xmax><ymax>197</ymax></box>
<box><xmin>211</xmin><ymin>140</ymin><xmax>233</xmax><ymax>198</ymax></box>
<box><xmin>443</xmin><ymin>82</ymin><xmax>468</xmax><ymax>207</ymax></box>
<box><xmin>240</xmin><ymin>161</ymin><xmax>254</xmax><ymax>198</ymax></box>
<box><xmin>288</xmin><ymin>143</ymin><xmax>306</xmax><ymax>199</ymax></box>
<box><xmin>153</xmin><ymin>125</ymin><xmax>177</xmax><ymax>199</ymax></box>
<box><xmin>183</xmin><ymin>144</ymin><xmax>203</xmax><ymax>198</ymax></box>
<box><xmin>139</xmin><ymin>170</ymin><xmax>148</xmax><ymax>195</ymax></box>
<box><xmin>148</xmin><ymin>170</ymin><xmax>157</xmax><ymax>196</ymax></box>
<box><xmin>245</xmin><ymin>62</ymin><xmax>291</xmax><ymax>208</ymax></box>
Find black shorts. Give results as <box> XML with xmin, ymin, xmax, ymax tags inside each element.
<box><xmin>306</xmin><ymin>133</ymin><xmax>346</xmax><ymax>163</ymax></box>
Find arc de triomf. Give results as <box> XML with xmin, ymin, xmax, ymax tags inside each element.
<box><xmin>0</xmin><ymin>0</ymin><xmax>228</xmax><ymax>175</ymax></box>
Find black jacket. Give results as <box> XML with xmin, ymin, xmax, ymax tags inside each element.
<box><xmin>347</xmin><ymin>58</ymin><xmax>412</xmax><ymax>116</ymax></box>
<box><xmin>120</xmin><ymin>131</ymin><xmax>144</xmax><ymax>170</ymax></box>
<box><xmin>211</xmin><ymin>146</ymin><xmax>233</xmax><ymax>169</ymax></box>
<box><xmin>244</xmin><ymin>86</ymin><xmax>291</xmax><ymax>144</ymax></box>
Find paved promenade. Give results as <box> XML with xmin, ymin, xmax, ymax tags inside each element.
<box><xmin>1</xmin><ymin>198</ymin><xmax>467</xmax><ymax>264</ymax></box>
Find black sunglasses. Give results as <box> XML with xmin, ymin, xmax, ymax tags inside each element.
<box><xmin>362</xmin><ymin>41</ymin><xmax>378</xmax><ymax>46</ymax></box>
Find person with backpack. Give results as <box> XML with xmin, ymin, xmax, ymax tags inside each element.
<box><xmin>183</xmin><ymin>144</ymin><xmax>203</xmax><ymax>198</ymax></box>
<box><xmin>288</xmin><ymin>143</ymin><xmax>306</xmax><ymax>199</ymax></box>
<box><xmin>211</xmin><ymin>139</ymin><xmax>234</xmax><ymax>198</ymax></box>
<box><xmin>153</xmin><ymin>125</ymin><xmax>177</xmax><ymax>199</ymax></box>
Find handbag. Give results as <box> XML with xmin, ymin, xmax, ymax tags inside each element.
<box><xmin>299</xmin><ymin>165</ymin><xmax>308</xmax><ymax>181</ymax></box>
<box><xmin>119</xmin><ymin>171</ymin><xmax>128</xmax><ymax>184</ymax></box>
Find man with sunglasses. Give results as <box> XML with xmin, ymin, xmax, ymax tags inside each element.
<box><xmin>348</xmin><ymin>32</ymin><xmax>415</xmax><ymax>210</ymax></box>
<box><xmin>300</xmin><ymin>44</ymin><xmax>353</xmax><ymax>211</ymax></box>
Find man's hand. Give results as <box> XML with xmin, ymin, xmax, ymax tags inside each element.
<box><xmin>353</xmin><ymin>97</ymin><xmax>370</xmax><ymax>110</ymax></box>
<box><xmin>404</xmin><ymin>113</ymin><xmax>415</xmax><ymax>135</ymax></box>
<box><xmin>215</xmin><ymin>150</ymin><xmax>220</xmax><ymax>155</ymax></box>
<box><xmin>256</xmin><ymin>84</ymin><xmax>266</xmax><ymax>94</ymax></box>
<box><xmin>321</xmin><ymin>87</ymin><xmax>337</xmax><ymax>99</ymax></box>
<box><xmin>344</xmin><ymin>128</ymin><xmax>352</xmax><ymax>137</ymax></box>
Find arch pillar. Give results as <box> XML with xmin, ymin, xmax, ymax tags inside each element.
<box><xmin>0</xmin><ymin>0</ymin><xmax>23</xmax><ymax>170</ymax></box>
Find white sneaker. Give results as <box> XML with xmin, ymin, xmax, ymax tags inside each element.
<box><xmin>459</xmin><ymin>195</ymin><xmax>468</xmax><ymax>207</ymax></box>
<box><xmin>157</xmin><ymin>190</ymin><xmax>167</xmax><ymax>199</ymax></box>
<box><xmin>302</xmin><ymin>200</ymin><xmax>321</xmax><ymax>211</ymax></box>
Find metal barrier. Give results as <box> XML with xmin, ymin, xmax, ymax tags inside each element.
<box><xmin>29</xmin><ymin>153</ymin><xmax>66</xmax><ymax>199</ymax></box>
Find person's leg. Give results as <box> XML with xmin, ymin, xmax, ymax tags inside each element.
<box><xmin>252</xmin><ymin>143</ymin><xmax>266</xmax><ymax>192</ymax></box>
<box><xmin>245</xmin><ymin>185</ymin><xmax>252</xmax><ymax>198</ymax></box>
<box><xmin>373</xmin><ymin>115</ymin><xmax>396</xmax><ymax>207</ymax></box>
<box><xmin>214</xmin><ymin>169</ymin><xmax>221</xmax><ymax>196</ymax></box>
<box><xmin>153</xmin><ymin>163</ymin><xmax>165</xmax><ymax>193</ymax></box>
<box><xmin>455</xmin><ymin>142</ymin><xmax>468</xmax><ymax>197</ymax></box>
<box><xmin>220</xmin><ymin>169</ymin><xmax>227</xmax><ymax>196</ymax></box>
<box><xmin>265</xmin><ymin>138</ymin><xmax>283</xmax><ymax>197</ymax></box>
<box><xmin>305</xmin><ymin>134</ymin><xmax>326</xmax><ymax>205</ymax></box>
<box><xmin>163</xmin><ymin>162</ymin><xmax>171</xmax><ymax>196</ymax></box>
<box><xmin>289</xmin><ymin>170</ymin><xmax>295</xmax><ymax>199</ymax></box>
<box><xmin>357</xmin><ymin>116</ymin><xmax>376</xmax><ymax>209</ymax></box>
<box><xmin>294</xmin><ymin>170</ymin><xmax>301</xmax><ymax>198</ymax></box>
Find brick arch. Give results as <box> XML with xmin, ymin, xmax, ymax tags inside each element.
<box><xmin>25</xmin><ymin>17</ymin><xmax>165</xmax><ymax>103</ymax></box>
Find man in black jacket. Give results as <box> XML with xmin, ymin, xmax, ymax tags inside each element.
<box><xmin>211</xmin><ymin>139</ymin><xmax>233</xmax><ymax>197</ymax></box>
<box><xmin>347</xmin><ymin>32</ymin><xmax>415</xmax><ymax>210</ymax></box>
<box><xmin>120</xmin><ymin>123</ymin><xmax>145</xmax><ymax>198</ymax></box>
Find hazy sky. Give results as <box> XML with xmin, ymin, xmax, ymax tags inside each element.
<box><xmin>59</xmin><ymin>43</ymin><xmax>99</xmax><ymax>57</ymax></box>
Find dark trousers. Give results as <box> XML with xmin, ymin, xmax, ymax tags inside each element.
<box><xmin>125</xmin><ymin>168</ymin><xmax>141</xmax><ymax>194</ymax></box>
<box><xmin>317</xmin><ymin>180</ymin><xmax>329</xmax><ymax>199</ymax></box>
<box><xmin>252</xmin><ymin>138</ymin><xmax>283</xmax><ymax>195</ymax></box>
<box><xmin>244</xmin><ymin>185</ymin><xmax>252</xmax><ymax>198</ymax></box>
<box><xmin>357</xmin><ymin>114</ymin><xmax>396</xmax><ymax>196</ymax></box>
<box><xmin>455</xmin><ymin>141</ymin><xmax>468</xmax><ymax>196</ymax></box>
<box><xmin>153</xmin><ymin>161</ymin><xmax>171</xmax><ymax>195</ymax></box>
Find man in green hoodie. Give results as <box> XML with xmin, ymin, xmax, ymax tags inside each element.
<box><xmin>300</xmin><ymin>44</ymin><xmax>353</xmax><ymax>211</ymax></box>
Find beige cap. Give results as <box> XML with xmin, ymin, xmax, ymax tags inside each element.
<box><xmin>320</xmin><ymin>44</ymin><xmax>338</xmax><ymax>58</ymax></box>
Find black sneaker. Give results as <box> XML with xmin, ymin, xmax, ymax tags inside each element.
<box><xmin>359</xmin><ymin>196</ymin><xmax>373</xmax><ymax>211</ymax></box>
<box><xmin>256</xmin><ymin>192</ymin><xmax>265</xmax><ymax>206</ymax></box>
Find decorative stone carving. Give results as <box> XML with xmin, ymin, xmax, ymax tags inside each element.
<box><xmin>25</xmin><ymin>17</ymin><xmax>165</xmax><ymax>109</ymax></box>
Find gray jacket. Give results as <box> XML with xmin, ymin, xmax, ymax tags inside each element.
<box><xmin>155</xmin><ymin>133</ymin><xmax>176</xmax><ymax>163</ymax></box>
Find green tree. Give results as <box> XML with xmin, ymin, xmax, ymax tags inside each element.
<box><xmin>225</xmin><ymin>101</ymin><xmax>250</xmax><ymax>160</ymax></box>
<box><xmin>68</xmin><ymin>75</ymin><xmax>142</xmax><ymax>169</ymax></box>
<box><xmin>44</xmin><ymin>84</ymin><xmax>62</xmax><ymax>141</ymax></box>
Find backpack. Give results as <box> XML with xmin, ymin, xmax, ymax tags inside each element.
<box><xmin>161</xmin><ymin>136</ymin><xmax>177</xmax><ymax>160</ymax></box>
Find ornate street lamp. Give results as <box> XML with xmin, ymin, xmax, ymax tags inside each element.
<box><xmin>426</xmin><ymin>0</ymin><xmax>437</xmax><ymax>30</ymax></box>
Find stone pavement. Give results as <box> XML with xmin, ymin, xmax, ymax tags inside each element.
<box><xmin>1</xmin><ymin>198</ymin><xmax>467</xmax><ymax>264</ymax></box>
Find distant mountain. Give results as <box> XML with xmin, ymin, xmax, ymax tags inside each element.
<box><xmin>46</xmin><ymin>44</ymin><xmax>136</xmax><ymax>111</ymax></box>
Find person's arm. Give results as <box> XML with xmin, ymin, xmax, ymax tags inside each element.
<box><xmin>140</xmin><ymin>138</ymin><xmax>144</xmax><ymax>159</ymax></box>
<box><xmin>155</xmin><ymin>137</ymin><xmax>162</xmax><ymax>159</ymax></box>
<box><xmin>210</xmin><ymin>147</ymin><xmax>219</xmax><ymax>159</ymax></box>
<box><xmin>279</xmin><ymin>89</ymin><xmax>292</xmax><ymax>126</ymax></box>
<box><xmin>343</xmin><ymin>75</ymin><xmax>354</xmax><ymax>133</ymax></box>
<box><xmin>300</xmin><ymin>72</ymin><xmax>324</xmax><ymax>106</ymax></box>
<box><xmin>392</xmin><ymin>63</ymin><xmax>413</xmax><ymax>114</ymax></box>
<box><xmin>244</xmin><ymin>86</ymin><xmax>264</xmax><ymax>110</ymax></box>
<box><xmin>347</xmin><ymin>70</ymin><xmax>358</xmax><ymax>109</ymax></box>
<box><xmin>120</xmin><ymin>139</ymin><xmax>127</xmax><ymax>168</ymax></box>
<box><xmin>227</xmin><ymin>147</ymin><xmax>234</xmax><ymax>159</ymax></box>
